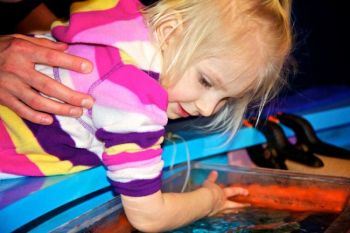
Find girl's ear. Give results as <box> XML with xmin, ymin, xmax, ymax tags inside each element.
<box><xmin>155</xmin><ymin>11</ymin><xmax>183</xmax><ymax>51</ymax></box>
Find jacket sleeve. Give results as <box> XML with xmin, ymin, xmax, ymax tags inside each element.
<box><xmin>51</xmin><ymin>0</ymin><xmax>147</xmax><ymax>47</ymax></box>
<box><xmin>91</xmin><ymin>62</ymin><xmax>168</xmax><ymax>197</ymax></box>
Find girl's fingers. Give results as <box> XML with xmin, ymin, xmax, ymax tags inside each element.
<box><xmin>212</xmin><ymin>201</ymin><xmax>250</xmax><ymax>216</ymax></box>
<box><xmin>224</xmin><ymin>187</ymin><xmax>249</xmax><ymax>197</ymax></box>
<box><xmin>220</xmin><ymin>208</ymin><xmax>239</xmax><ymax>215</ymax></box>
<box><xmin>225</xmin><ymin>200</ymin><xmax>251</xmax><ymax>209</ymax></box>
<box><xmin>205</xmin><ymin>171</ymin><xmax>219</xmax><ymax>183</ymax></box>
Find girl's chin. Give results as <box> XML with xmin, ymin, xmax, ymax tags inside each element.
<box><xmin>167</xmin><ymin>115</ymin><xmax>180</xmax><ymax>120</ymax></box>
<box><xmin>167</xmin><ymin>112</ymin><xmax>180</xmax><ymax>120</ymax></box>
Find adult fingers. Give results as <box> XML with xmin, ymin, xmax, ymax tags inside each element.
<box><xmin>1</xmin><ymin>37</ymin><xmax>94</xmax><ymax>108</ymax></box>
<box><xmin>28</xmin><ymin>41</ymin><xmax>93</xmax><ymax>73</ymax></box>
<box><xmin>0</xmin><ymin>91</ymin><xmax>53</xmax><ymax>125</ymax></box>
<box><xmin>12</xmin><ymin>34</ymin><xmax>68</xmax><ymax>51</ymax></box>
<box><xmin>2</xmin><ymin>70</ymin><xmax>90</xmax><ymax>119</ymax></box>
<box><xmin>6</xmin><ymin>35</ymin><xmax>93</xmax><ymax>74</ymax></box>
<box><xmin>23</xmin><ymin>69</ymin><xmax>94</xmax><ymax>109</ymax></box>
<box><xmin>13</xmin><ymin>85</ymin><xmax>84</xmax><ymax>118</ymax></box>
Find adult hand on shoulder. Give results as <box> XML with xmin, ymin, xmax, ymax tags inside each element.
<box><xmin>0</xmin><ymin>34</ymin><xmax>94</xmax><ymax>124</ymax></box>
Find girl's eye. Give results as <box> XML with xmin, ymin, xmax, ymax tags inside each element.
<box><xmin>199</xmin><ymin>76</ymin><xmax>212</xmax><ymax>88</ymax></box>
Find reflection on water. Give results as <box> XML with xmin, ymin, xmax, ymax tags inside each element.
<box><xmin>166</xmin><ymin>208</ymin><xmax>337</xmax><ymax>233</ymax></box>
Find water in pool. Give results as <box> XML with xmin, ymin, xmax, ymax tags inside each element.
<box><xmin>165</xmin><ymin>207</ymin><xmax>337</xmax><ymax>233</ymax></box>
<box><xmin>67</xmin><ymin>165</ymin><xmax>350</xmax><ymax>233</ymax></box>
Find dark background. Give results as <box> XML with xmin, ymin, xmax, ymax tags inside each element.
<box><xmin>289</xmin><ymin>0</ymin><xmax>349</xmax><ymax>91</ymax></box>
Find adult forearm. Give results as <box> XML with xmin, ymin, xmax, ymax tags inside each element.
<box><xmin>16</xmin><ymin>3</ymin><xmax>57</xmax><ymax>34</ymax></box>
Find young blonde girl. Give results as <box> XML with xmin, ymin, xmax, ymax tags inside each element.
<box><xmin>0</xmin><ymin>0</ymin><xmax>292</xmax><ymax>231</ymax></box>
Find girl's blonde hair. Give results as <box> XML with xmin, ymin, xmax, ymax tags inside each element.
<box><xmin>143</xmin><ymin>0</ymin><xmax>293</xmax><ymax>139</ymax></box>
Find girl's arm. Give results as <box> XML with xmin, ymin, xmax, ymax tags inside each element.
<box><xmin>88</xmin><ymin>57</ymin><xmax>248</xmax><ymax>232</ymax></box>
<box><xmin>122</xmin><ymin>171</ymin><xmax>248</xmax><ymax>232</ymax></box>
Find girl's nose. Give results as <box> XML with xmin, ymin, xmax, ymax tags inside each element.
<box><xmin>196</xmin><ymin>98</ymin><xmax>218</xmax><ymax>117</ymax></box>
<box><xmin>196</xmin><ymin>96</ymin><xmax>227</xmax><ymax>117</ymax></box>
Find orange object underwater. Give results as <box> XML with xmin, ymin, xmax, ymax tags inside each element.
<box><xmin>230</xmin><ymin>183</ymin><xmax>349</xmax><ymax>213</ymax></box>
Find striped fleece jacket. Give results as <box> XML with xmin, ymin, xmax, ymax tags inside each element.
<box><xmin>0</xmin><ymin>0</ymin><xmax>168</xmax><ymax>197</ymax></box>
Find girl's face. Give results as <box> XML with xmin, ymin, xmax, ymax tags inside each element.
<box><xmin>166</xmin><ymin>57</ymin><xmax>254</xmax><ymax>119</ymax></box>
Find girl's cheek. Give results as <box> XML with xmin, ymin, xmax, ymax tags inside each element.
<box><xmin>213</xmin><ymin>100</ymin><xmax>227</xmax><ymax>113</ymax></box>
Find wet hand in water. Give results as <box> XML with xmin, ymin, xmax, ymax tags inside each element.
<box><xmin>202</xmin><ymin>170</ymin><xmax>250</xmax><ymax>216</ymax></box>
<box><xmin>0</xmin><ymin>34</ymin><xmax>94</xmax><ymax>125</ymax></box>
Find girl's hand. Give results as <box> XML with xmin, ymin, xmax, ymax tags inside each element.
<box><xmin>0</xmin><ymin>34</ymin><xmax>94</xmax><ymax>124</ymax></box>
<box><xmin>202</xmin><ymin>170</ymin><xmax>250</xmax><ymax>216</ymax></box>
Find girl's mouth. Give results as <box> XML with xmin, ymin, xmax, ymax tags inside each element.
<box><xmin>177</xmin><ymin>104</ymin><xmax>190</xmax><ymax>118</ymax></box>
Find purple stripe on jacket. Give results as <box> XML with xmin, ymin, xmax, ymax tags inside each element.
<box><xmin>96</xmin><ymin>128</ymin><xmax>165</xmax><ymax>148</ymax></box>
<box><xmin>24</xmin><ymin>118</ymin><xmax>102</xmax><ymax>167</ymax></box>
<box><xmin>110</xmin><ymin>173</ymin><xmax>162</xmax><ymax>196</ymax></box>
